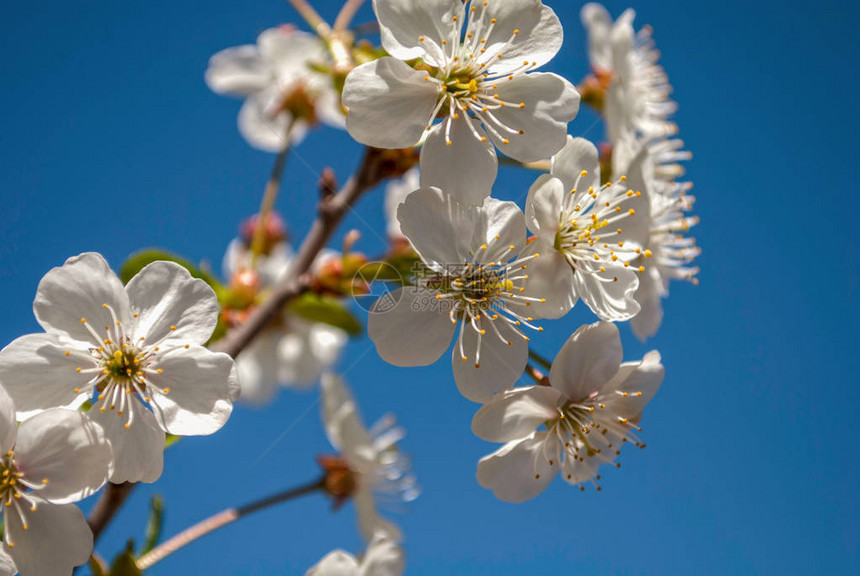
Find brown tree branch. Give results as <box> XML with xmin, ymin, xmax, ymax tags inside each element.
<box><xmin>87</xmin><ymin>147</ymin><xmax>386</xmax><ymax>543</ymax></box>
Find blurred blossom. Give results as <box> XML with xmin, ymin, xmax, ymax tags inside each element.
<box><xmin>222</xmin><ymin>239</ymin><xmax>346</xmax><ymax>405</ymax></box>
<box><xmin>206</xmin><ymin>25</ymin><xmax>345</xmax><ymax>152</ymax></box>
<box><xmin>320</xmin><ymin>374</ymin><xmax>418</xmax><ymax>542</ymax></box>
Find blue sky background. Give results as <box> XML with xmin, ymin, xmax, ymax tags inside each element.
<box><xmin>1</xmin><ymin>0</ymin><xmax>858</xmax><ymax>574</ymax></box>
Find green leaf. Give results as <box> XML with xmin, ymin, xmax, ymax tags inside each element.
<box><xmin>109</xmin><ymin>540</ymin><xmax>143</xmax><ymax>576</ymax></box>
<box><xmin>287</xmin><ymin>293</ymin><xmax>362</xmax><ymax>336</ymax></box>
<box><xmin>120</xmin><ymin>249</ymin><xmax>223</xmax><ymax>294</ymax></box>
<box><xmin>140</xmin><ymin>496</ymin><xmax>164</xmax><ymax>555</ymax></box>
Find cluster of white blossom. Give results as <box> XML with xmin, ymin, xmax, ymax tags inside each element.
<box><xmin>0</xmin><ymin>254</ymin><xmax>236</xmax><ymax>574</ymax></box>
<box><xmin>0</xmin><ymin>1</ymin><xmax>698</xmax><ymax>573</ymax></box>
<box><xmin>366</xmin><ymin>0</ymin><xmax>698</xmax><ymax>504</ymax></box>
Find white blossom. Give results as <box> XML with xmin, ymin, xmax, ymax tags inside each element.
<box><xmin>321</xmin><ymin>374</ymin><xmax>417</xmax><ymax>542</ymax></box>
<box><xmin>473</xmin><ymin>322</ymin><xmax>663</xmax><ymax>502</ymax></box>
<box><xmin>0</xmin><ymin>385</ymin><xmax>112</xmax><ymax>576</ymax></box>
<box><xmin>223</xmin><ymin>240</ymin><xmax>347</xmax><ymax>405</ymax></box>
<box><xmin>305</xmin><ymin>532</ymin><xmax>404</xmax><ymax>576</ymax></box>
<box><xmin>343</xmin><ymin>0</ymin><xmax>580</xmax><ymax>205</ymax></box>
<box><xmin>612</xmin><ymin>133</ymin><xmax>699</xmax><ymax>340</ymax></box>
<box><xmin>581</xmin><ymin>3</ymin><xmax>677</xmax><ymax>143</ymax></box>
<box><xmin>206</xmin><ymin>26</ymin><xmax>345</xmax><ymax>152</ymax></box>
<box><xmin>369</xmin><ymin>187</ymin><xmax>547</xmax><ymax>402</ymax></box>
<box><xmin>384</xmin><ymin>167</ymin><xmax>419</xmax><ymax>242</ymax></box>
<box><xmin>521</xmin><ymin>137</ymin><xmax>649</xmax><ymax>322</ymax></box>
<box><xmin>0</xmin><ymin>253</ymin><xmax>235</xmax><ymax>484</ymax></box>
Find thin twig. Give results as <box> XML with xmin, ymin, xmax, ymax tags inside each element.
<box><xmin>136</xmin><ymin>477</ymin><xmax>325</xmax><ymax>570</ymax></box>
<box><xmin>285</xmin><ymin>0</ymin><xmax>332</xmax><ymax>37</ymax></box>
<box><xmin>88</xmin><ymin>482</ymin><xmax>135</xmax><ymax>542</ymax></box>
<box><xmin>333</xmin><ymin>0</ymin><xmax>366</xmax><ymax>32</ymax></box>
<box><xmin>251</xmin><ymin>124</ymin><xmax>293</xmax><ymax>265</ymax></box>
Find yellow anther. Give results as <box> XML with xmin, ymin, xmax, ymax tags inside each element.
<box><xmin>580</xmin><ymin>170</ymin><xmax>588</xmax><ymax>177</ymax></box>
<box><xmin>638</xmin><ymin>266</ymin><xmax>645</xmax><ymax>273</ymax></box>
<box><xmin>170</xmin><ymin>325</ymin><xmax>176</xmax><ymax>331</ymax></box>
<box><xmin>628</xmin><ymin>208</ymin><xmax>636</xmax><ymax>215</ymax></box>
<box><xmin>620</xmin><ymin>175</ymin><xmax>627</xmax><ymax>181</ymax></box>
<box><xmin>81</xmin><ymin>318</ymin><xmax>87</xmax><ymax>323</ymax></box>
<box><xmin>162</xmin><ymin>387</ymin><xmax>170</xmax><ymax>393</ymax></box>
<box><xmin>644</xmin><ymin>249</ymin><xmax>653</xmax><ymax>258</ymax></box>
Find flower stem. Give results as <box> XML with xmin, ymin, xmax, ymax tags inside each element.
<box><xmin>135</xmin><ymin>477</ymin><xmax>326</xmax><ymax>570</ymax></box>
<box><xmin>251</xmin><ymin>123</ymin><xmax>293</xmax><ymax>266</ymax></box>
<box><xmin>333</xmin><ymin>0</ymin><xmax>366</xmax><ymax>31</ymax></box>
<box><xmin>285</xmin><ymin>0</ymin><xmax>332</xmax><ymax>38</ymax></box>
<box><xmin>528</xmin><ymin>349</ymin><xmax>553</xmax><ymax>371</ymax></box>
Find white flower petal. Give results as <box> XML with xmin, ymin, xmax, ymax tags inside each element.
<box><xmin>257</xmin><ymin>28</ymin><xmax>326</xmax><ymax>78</ymax></box>
<box><xmin>397</xmin><ymin>187</ymin><xmax>472</xmax><ymax>267</ymax></box>
<box><xmin>126</xmin><ymin>261</ymin><xmax>219</xmax><ymax>347</ymax></box>
<box><xmin>452</xmin><ymin>319</ymin><xmax>527</xmax><ymax>403</ymax></box>
<box><xmin>603</xmin><ymin>351</ymin><xmax>663</xmax><ymax>420</ymax></box>
<box><xmin>549</xmin><ymin>322</ymin><xmax>622</xmax><ymax>401</ymax></box>
<box><xmin>487</xmin><ymin>72</ymin><xmax>580</xmax><ymax>163</ymax></box>
<box><xmin>630</xmin><ymin>266</ymin><xmax>664</xmax><ymax>341</ymax></box>
<box><xmin>234</xmin><ymin>332</ymin><xmax>280</xmax><ymax>406</ymax></box>
<box><xmin>33</xmin><ymin>253</ymin><xmax>129</xmax><ymax>346</ymax></box>
<box><xmin>469</xmin><ymin>197</ymin><xmax>527</xmax><ymax>265</ymax></box>
<box><xmin>0</xmin><ymin>386</ymin><xmax>17</xmax><ymax>454</ymax></box>
<box><xmin>316</xmin><ymin>87</ymin><xmax>347</xmax><ymax>129</ymax></box>
<box><xmin>148</xmin><ymin>346</ymin><xmax>234</xmax><ymax>436</ymax></box>
<box><xmin>385</xmin><ymin>168</ymin><xmax>420</xmax><ymax>238</ymax></box>
<box><xmin>0</xmin><ymin>549</ymin><xmax>15</xmax><ymax>576</ymax></box>
<box><xmin>278</xmin><ymin>319</ymin><xmax>346</xmax><ymax>388</ymax></box>
<box><xmin>484</xmin><ymin>1</ymin><xmax>563</xmax><ymax>75</ymax></box>
<box><xmin>581</xmin><ymin>3</ymin><xmax>613</xmax><ymax>70</ymax></box>
<box><xmin>306</xmin><ymin>550</ymin><xmax>359</xmax><ymax>576</ymax></box>
<box><xmin>369</xmin><ymin>287</ymin><xmax>455</xmax><ymax>368</ymax></box>
<box><xmin>359</xmin><ymin>534</ymin><xmax>405</xmax><ymax>576</ymax></box>
<box><xmin>5</xmin><ymin>498</ymin><xmax>92</xmax><ymax>576</ymax></box>
<box><xmin>354</xmin><ymin>486</ymin><xmax>401</xmax><ymax>543</ymax></box>
<box><xmin>524</xmin><ymin>174</ymin><xmax>564</xmax><ymax>242</ymax></box>
<box><xmin>476</xmin><ymin>431</ymin><xmax>555</xmax><ymax>503</ymax></box>
<box><xmin>342</xmin><ymin>58</ymin><xmax>440</xmax><ymax>149</ymax></box>
<box><xmin>321</xmin><ymin>374</ymin><xmax>373</xmax><ymax>462</ymax></box>
<box><xmin>205</xmin><ymin>45</ymin><xmax>270</xmax><ymax>96</ymax></box>
<box><xmin>574</xmin><ymin>263</ymin><xmax>641</xmax><ymax>322</ymax></box>
<box><xmin>420</xmin><ymin>118</ymin><xmax>497</xmax><ymax>207</ymax></box>
<box><xmin>518</xmin><ymin>242</ymin><xmax>577</xmax><ymax>319</ymax></box>
<box><xmin>373</xmin><ymin>0</ymin><xmax>465</xmax><ymax>66</ymax></box>
<box><xmin>238</xmin><ymin>91</ymin><xmax>310</xmax><ymax>153</ymax></box>
<box><xmin>472</xmin><ymin>386</ymin><xmax>563</xmax><ymax>443</ymax></box>
<box><xmin>15</xmin><ymin>410</ymin><xmax>110</xmax><ymax>503</ymax></box>
<box><xmin>550</xmin><ymin>137</ymin><xmax>601</xmax><ymax>192</ymax></box>
<box><xmin>0</xmin><ymin>333</ymin><xmax>90</xmax><ymax>420</ymax></box>
<box><xmin>90</xmin><ymin>400</ymin><xmax>165</xmax><ymax>484</ymax></box>
<box><xmin>561</xmin><ymin>450</ymin><xmax>600</xmax><ymax>486</ymax></box>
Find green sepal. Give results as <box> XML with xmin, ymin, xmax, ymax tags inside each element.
<box><xmin>140</xmin><ymin>496</ymin><xmax>164</xmax><ymax>556</ymax></box>
<box><xmin>109</xmin><ymin>540</ymin><xmax>143</xmax><ymax>576</ymax></box>
<box><xmin>287</xmin><ymin>293</ymin><xmax>362</xmax><ymax>336</ymax></box>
